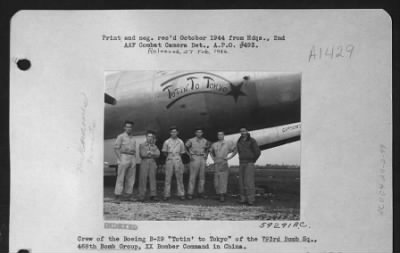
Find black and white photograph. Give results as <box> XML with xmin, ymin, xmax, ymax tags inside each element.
<box><xmin>103</xmin><ymin>71</ymin><xmax>301</xmax><ymax>220</ymax></box>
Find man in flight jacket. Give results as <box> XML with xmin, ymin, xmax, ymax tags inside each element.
<box><xmin>233</xmin><ymin>127</ymin><xmax>261</xmax><ymax>205</ymax></box>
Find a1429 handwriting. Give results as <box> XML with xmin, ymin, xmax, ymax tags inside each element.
<box><xmin>308</xmin><ymin>44</ymin><xmax>355</xmax><ymax>62</ymax></box>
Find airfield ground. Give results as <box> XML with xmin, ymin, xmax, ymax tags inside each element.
<box><xmin>104</xmin><ymin>166</ymin><xmax>300</xmax><ymax>221</ymax></box>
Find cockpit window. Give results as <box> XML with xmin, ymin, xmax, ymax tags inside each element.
<box><xmin>105</xmin><ymin>93</ymin><xmax>117</xmax><ymax>105</ymax></box>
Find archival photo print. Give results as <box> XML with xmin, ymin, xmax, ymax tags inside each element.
<box><xmin>103</xmin><ymin>71</ymin><xmax>301</xmax><ymax>221</ymax></box>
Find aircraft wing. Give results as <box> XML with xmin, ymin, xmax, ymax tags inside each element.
<box><xmin>224</xmin><ymin>122</ymin><xmax>301</xmax><ymax>151</ymax></box>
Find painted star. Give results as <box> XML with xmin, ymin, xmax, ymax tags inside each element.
<box><xmin>226</xmin><ymin>82</ymin><xmax>246</xmax><ymax>102</ymax></box>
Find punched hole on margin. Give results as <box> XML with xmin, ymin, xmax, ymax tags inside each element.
<box><xmin>16</xmin><ymin>58</ymin><xmax>31</xmax><ymax>71</ymax></box>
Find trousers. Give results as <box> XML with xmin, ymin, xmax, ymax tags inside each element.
<box><xmin>214</xmin><ymin>161</ymin><xmax>229</xmax><ymax>194</ymax></box>
<box><xmin>187</xmin><ymin>156</ymin><xmax>206</xmax><ymax>195</ymax></box>
<box><xmin>164</xmin><ymin>156</ymin><xmax>185</xmax><ymax>197</ymax></box>
<box><xmin>238</xmin><ymin>162</ymin><xmax>255</xmax><ymax>202</ymax></box>
<box><xmin>138</xmin><ymin>159</ymin><xmax>157</xmax><ymax>198</ymax></box>
<box><xmin>114</xmin><ymin>154</ymin><xmax>136</xmax><ymax>195</ymax></box>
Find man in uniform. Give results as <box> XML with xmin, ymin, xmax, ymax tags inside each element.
<box><xmin>162</xmin><ymin>126</ymin><xmax>186</xmax><ymax>201</ymax></box>
<box><xmin>209</xmin><ymin>131</ymin><xmax>236</xmax><ymax>202</ymax></box>
<box><xmin>138</xmin><ymin>131</ymin><xmax>160</xmax><ymax>202</ymax></box>
<box><xmin>231</xmin><ymin>127</ymin><xmax>261</xmax><ymax>205</ymax></box>
<box><xmin>114</xmin><ymin>121</ymin><xmax>137</xmax><ymax>201</ymax></box>
<box><xmin>185</xmin><ymin>127</ymin><xmax>210</xmax><ymax>199</ymax></box>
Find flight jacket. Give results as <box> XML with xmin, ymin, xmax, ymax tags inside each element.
<box><xmin>236</xmin><ymin>134</ymin><xmax>261</xmax><ymax>163</ymax></box>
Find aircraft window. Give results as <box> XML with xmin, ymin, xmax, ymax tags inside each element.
<box><xmin>105</xmin><ymin>93</ymin><xmax>117</xmax><ymax>105</ymax></box>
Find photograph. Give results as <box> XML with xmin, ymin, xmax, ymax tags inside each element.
<box><xmin>103</xmin><ymin>71</ymin><xmax>301</xmax><ymax>220</ymax></box>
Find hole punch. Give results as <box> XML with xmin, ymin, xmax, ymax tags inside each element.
<box><xmin>17</xmin><ymin>249</ymin><xmax>30</xmax><ymax>253</ymax></box>
<box><xmin>16</xmin><ymin>59</ymin><xmax>31</xmax><ymax>71</ymax></box>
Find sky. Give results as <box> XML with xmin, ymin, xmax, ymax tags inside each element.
<box><xmin>255</xmin><ymin>141</ymin><xmax>301</xmax><ymax>166</ymax></box>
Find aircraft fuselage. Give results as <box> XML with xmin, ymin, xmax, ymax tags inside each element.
<box><xmin>105</xmin><ymin>71</ymin><xmax>301</xmax><ymax>143</ymax></box>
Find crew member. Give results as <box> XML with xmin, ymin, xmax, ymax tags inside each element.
<box><xmin>138</xmin><ymin>131</ymin><xmax>160</xmax><ymax>202</ymax></box>
<box><xmin>162</xmin><ymin>126</ymin><xmax>186</xmax><ymax>201</ymax></box>
<box><xmin>185</xmin><ymin>127</ymin><xmax>210</xmax><ymax>199</ymax></box>
<box><xmin>210</xmin><ymin>131</ymin><xmax>236</xmax><ymax>202</ymax></box>
<box><xmin>231</xmin><ymin>127</ymin><xmax>261</xmax><ymax>205</ymax></box>
<box><xmin>113</xmin><ymin>121</ymin><xmax>137</xmax><ymax>201</ymax></box>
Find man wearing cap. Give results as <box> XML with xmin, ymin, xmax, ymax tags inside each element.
<box><xmin>231</xmin><ymin>127</ymin><xmax>261</xmax><ymax>205</ymax></box>
<box><xmin>185</xmin><ymin>127</ymin><xmax>210</xmax><ymax>199</ymax></box>
<box><xmin>210</xmin><ymin>131</ymin><xmax>236</xmax><ymax>202</ymax></box>
<box><xmin>138</xmin><ymin>131</ymin><xmax>160</xmax><ymax>202</ymax></box>
<box><xmin>162</xmin><ymin>126</ymin><xmax>186</xmax><ymax>201</ymax></box>
<box><xmin>113</xmin><ymin>121</ymin><xmax>137</xmax><ymax>201</ymax></box>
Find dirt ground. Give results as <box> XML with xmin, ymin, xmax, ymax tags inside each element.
<box><xmin>104</xmin><ymin>167</ymin><xmax>300</xmax><ymax>221</ymax></box>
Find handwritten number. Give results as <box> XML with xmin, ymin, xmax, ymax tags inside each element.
<box><xmin>309</xmin><ymin>44</ymin><xmax>355</xmax><ymax>62</ymax></box>
<box><xmin>325</xmin><ymin>46</ymin><xmax>334</xmax><ymax>59</ymax></box>
<box><xmin>335</xmin><ymin>46</ymin><xmax>344</xmax><ymax>57</ymax></box>
<box><xmin>346</xmin><ymin>44</ymin><xmax>354</xmax><ymax>58</ymax></box>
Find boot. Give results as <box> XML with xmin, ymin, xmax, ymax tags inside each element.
<box><xmin>113</xmin><ymin>195</ymin><xmax>121</xmax><ymax>203</ymax></box>
<box><xmin>150</xmin><ymin>196</ymin><xmax>159</xmax><ymax>201</ymax></box>
<box><xmin>237</xmin><ymin>199</ymin><xmax>247</xmax><ymax>204</ymax></box>
<box><xmin>199</xmin><ymin>193</ymin><xmax>208</xmax><ymax>199</ymax></box>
